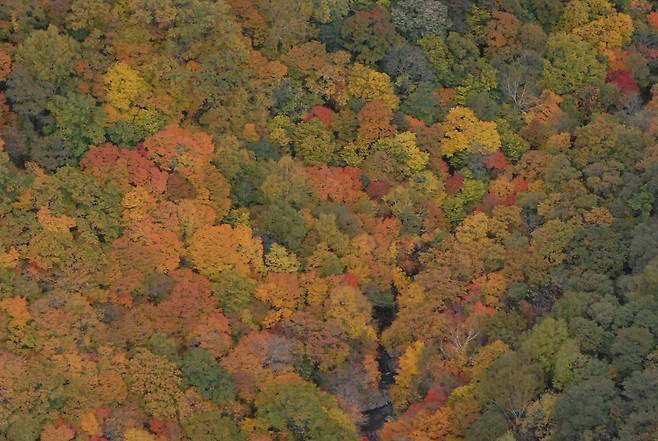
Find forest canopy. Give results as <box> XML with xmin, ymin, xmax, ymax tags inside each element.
<box><xmin>0</xmin><ymin>0</ymin><xmax>657</xmax><ymax>440</ymax></box>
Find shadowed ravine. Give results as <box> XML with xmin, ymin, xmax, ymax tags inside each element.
<box><xmin>359</xmin><ymin>304</ymin><xmax>396</xmax><ymax>440</ymax></box>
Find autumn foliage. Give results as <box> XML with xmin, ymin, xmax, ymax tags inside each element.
<box><xmin>0</xmin><ymin>1</ymin><xmax>657</xmax><ymax>441</ymax></box>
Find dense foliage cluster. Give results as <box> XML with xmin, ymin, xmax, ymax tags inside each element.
<box><xmin>0</xmin><ymin>0</ymin><xmax>657</xmax><ymax>440</ymax></box>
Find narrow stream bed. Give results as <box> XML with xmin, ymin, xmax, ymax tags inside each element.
<box><xmin>359</xmin><ymin>304</ymin><xmax>396</xmax><ymax>440</ymax></box>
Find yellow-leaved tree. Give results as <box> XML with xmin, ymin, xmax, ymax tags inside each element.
<box><xmin>390</xmin><ymin>340</ymin><xmax>425</xmax><ymax>411</ymax></box>
<box><xmin>103</xmin><ymin>62</ymin><xmax>164</xmax><ymax>139</ymax></box>
<box><xmin>375</xmin><ymin>131</ymin><xmax>429</xmax><ymax>176</ymax></box>
<box><xmin>187</xmin><ymin>224</ymin><xmax>264</xmax><ymax>279</ymax></box>
<box><xmin>343</xmin><ymin>63</ymin><xmax>400</xmax><ymax>110</ymax></box>
<box><xmin>559</xmin><ymin>0</ymin><xmax>633</xmax><ymax>51</ymax></box>
<box><xmin>440</xmin><ymin>106</ymin><xmax>501</xmax><ymax>158</ymax></box>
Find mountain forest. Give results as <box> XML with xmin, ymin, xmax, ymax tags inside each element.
<box><xmin>0</xmin><ymin>0</ymin><xmax>657</xmax><ymax>440</ymax></box>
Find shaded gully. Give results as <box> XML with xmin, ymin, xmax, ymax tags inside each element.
<box><xmin>359</xmin><ymin>303</ymin><xmax>396</xmax><ymax>440</ymax></box>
